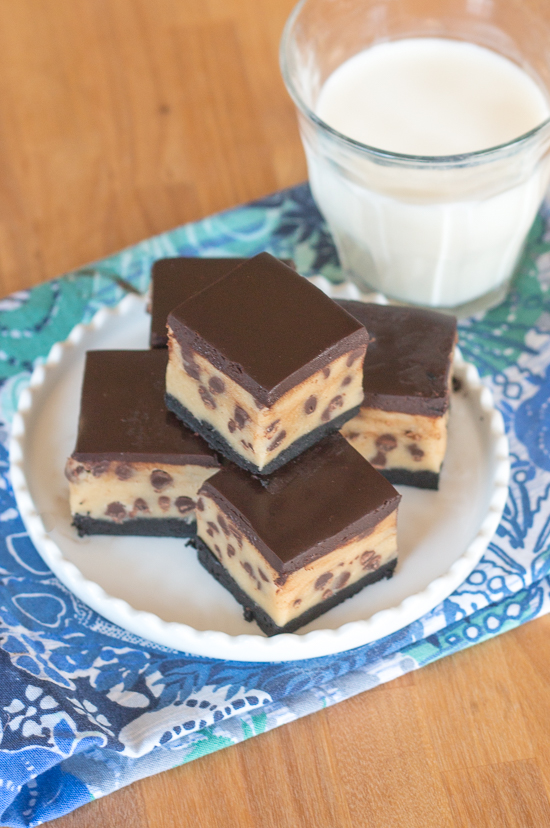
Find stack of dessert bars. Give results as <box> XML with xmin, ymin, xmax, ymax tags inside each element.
<box><xmin>66</xmin><ymin>253</ymin><xmax>457</xmax><ymax>635</ymax></box>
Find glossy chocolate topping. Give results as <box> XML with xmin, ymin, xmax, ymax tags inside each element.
<box><xmin>200</xmin><ymin>433</ymin><xmax>400</xmax><ymax>573</ymax></box>
<box><xmin>168</xmin><ymin>253</ymin><xmax>369</xmax><ymax>406</ymax></box>
<box><xmin>338</xmin><ymin>301</ymin><xmax>457</xmax><ymax>416</ymax></box>
<box><xmin>72</xmin><ymin>350</ymin><xmax>219</xmax><ymax>465</ymax></box>
<box><xmin>150</xmin><ymin>258</ymin><xmax>245</xmax><ymax>348</ymax></box>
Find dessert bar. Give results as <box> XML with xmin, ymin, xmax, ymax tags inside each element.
<box><xmin>165</xmin><ymin>253</ymin><xmax>369</xmax><ymax>474</ymax></box>
<box><xmin>66</xmin><ymin>349</ymin><xmax>219</xmax><ymax>536</ymax></box>
<box><xmin>338</xmin><ymin>301</ymin><xmax>457</xmax><ymax>489</ymax></box>
<box><xmin>194</xmin><ymin>433</ymin><xmax>401</xmax><ymax>635</ymax></box>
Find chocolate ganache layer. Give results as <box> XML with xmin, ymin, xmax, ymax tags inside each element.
<box><xmin>150</xmin><ymin>257</ymin><xmax>247</xmax><ymax>348</ymax></box>
<box><xmin>168</xmin><ymin>253</ymin><xmax>369</xmax><ymax>407</ymax></box>
<box><xmin>72</xmin><ymin>349</ymin><xmax>219</xmax><ymax>466</ymax></box>
<box><xmin>338</xmin><ymin>300</ymin><xmax>457</xmax><ymax>416</ymax></box>
<box><xmin>198</xmin><ymin>433</ymin><xmax>401</xmax><ymax>575</ymax></box>
<box><xmin>150</xmin><ymin>256</ymin><xmax>295</xmax><ymax>348</ymax></box>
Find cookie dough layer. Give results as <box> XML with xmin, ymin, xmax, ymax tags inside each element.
<box><xmin>197</xmin><ymin>539</ymin><xmax>397</xmax><ymax>635</ymax></box>
<box><xmin>66</xmin><ymin>458</ymin><xmax>215</xmax><ymax>536</ymax></box>
<box><xmin>195</xmin><ymin>493</ymin><xmax>398</xmax><ymax>632</ymax></box>
<box><xmin>341</xmin><ymin>408</ymin><xmax>449</xmax><ymax>490</ymax></box>
<box><xmin>166</xmin><ymin>341</ymin><xmax>365</xmax><ymax>474</ymax></box>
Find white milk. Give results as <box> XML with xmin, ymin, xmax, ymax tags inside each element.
<box><xmin>308</xmin><ymin>38</ymin><xmax>550</xmax><ymax>307</ymax></box>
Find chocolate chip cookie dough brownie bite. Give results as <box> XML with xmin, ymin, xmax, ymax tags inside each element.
<box><xmin>338</xmin><ymin>301</ymin><xmax>458</xmax><ymax>490</ymax></box>
<box><xmin>194</xmin><ymin>433</ymin><xmax>401</xmax><ymax>635</ymax></box>
<box><xmin>165</xmin><ymin>253</ymin><xmax>369</xmax><ymax>475</ymax></box>
<box><xmin>66</xmin><ymin>350</ymin><xmax>220</xmax><ymax>536</ymax></box>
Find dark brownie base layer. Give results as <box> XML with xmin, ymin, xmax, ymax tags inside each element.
<box><xmin>195</xmin><ymin>537</ymin><xmax>398</xmax><ymax>636</ymax></box>
<box><xmin>165</xmin><ymin>393</ymin><xmax>361</xmax><ymax>476</ymax></box>
<box><xmin>380</xmin><ymin>468</ymin><xmax>439</xmax><ymax>490</ymax></box>
<box><xmin>73</xmin><ymin>515</ymin><xmax>196</xmax><ymax>538</ymax></box>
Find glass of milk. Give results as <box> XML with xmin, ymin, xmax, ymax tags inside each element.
<box><xmin>280</xmin><ymin>0</ymin><xmax>550</xmax><ymax>313</ymax></box>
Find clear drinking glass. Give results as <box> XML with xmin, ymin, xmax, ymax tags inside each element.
<box><xmin>280</xmin><ymin>0</ymin><xmax>550</xmax><ymax>314</ymax></box>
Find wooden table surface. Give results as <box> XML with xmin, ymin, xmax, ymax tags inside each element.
<box><xmin>2</xmin><ymin>2</ymin><xmax>550</xmax><ymax>826</ymax></box>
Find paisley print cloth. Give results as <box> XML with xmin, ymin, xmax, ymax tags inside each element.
<box><xmin>1</xmin><ymin>183</ymin><xmax>550</xmax><ymax>827</ymax></box>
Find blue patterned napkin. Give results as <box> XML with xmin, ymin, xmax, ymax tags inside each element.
<box><xmin>2</xmin><ymin>184</ymin><xmax>550</xmax><ymax>827</ymax></box>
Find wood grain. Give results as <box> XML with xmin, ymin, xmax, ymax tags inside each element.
<box><xmin>1</xmin><ymin>1</ymin><xmax>550</xmax><ymax>826</ymax></box>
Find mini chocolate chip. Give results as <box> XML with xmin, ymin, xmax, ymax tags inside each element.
<box><xmin>376</xmin><ymin>433</ymin><xmax>397</xmax><ymax>452</ymax></box>
<box><xmin>115</xmin><ymin>463</ymin><xmax>134</xmax><ymax>480</ymax></box>
<box><xmin>274</xmin><ymin>573</ymin><xmax>288</xmax><ymax>587</ymax></box>
<box><xmin>293</xmin><ymin>599</ymin><xmax>302</xmax><ymax>608</ymax></box>
<box><xmin>360</xmin><ymin>550</ymin><xmax>376</xmax><ymax>567</ymax></box>
<box><xmin>241</xmin><ymin>561</ymin><xmax>255</xmax><ymax>579</ymax></box>
<box><xmin>175</xmin><ymin>496</ymin><xmax>194</xmax><ymax>515</ymax></box>
<box><xmin>341</xmin><ymin>375</ymin><xmax>352</xmax><ymax>387</ymax></box>
<box><xmin>91</xmin><ymin>460</ymin><xmax>110</xmax><ymax>477</ymax></box>
<box><xmin>158</xmin><ymin>496</ymin><xmax>170</xmax><ymax>512</ymax></box>
<box><xmin>241</xmin><ymin>440</ymin><xmax>254</xmax><ymax>453</ymax></box>
<box><xmin>227</xmin><ymin>544</ymin><xmax>236</xmax><ymax>558</ymax></box>
<box><xmin>208</xmin><ymin>376</ymin><xmax>225</xmax><ymax>394</ymax></box>
<box><xmin>183</xmin><ymin>361</ymin><xmax>201</xmax><ymax>381</ymax></box>
<box><xmin>322</xmin><ymin>366</ymin><xmax>331</xmax><ymax>379</ymax></box>
<box><xmin>214</xmin><ymin>544</ymin><xmax>221</xmax><ymax>555</ymax></box>
<box><xmin>364</xmin><ymin>554</ymin><xmax>381</xmax><ymax>571</ymax></box>
<box><xmin>322</xmin><ymin>589</ymin><xmax>334</xmax><ymax>600</ymax></box>
<box><xmin>151</xmin><ymin>469</ymin><xmax>173</xmax><ymax>492</ymax></box>
<box><xmin>371</xmin><ymin>451</ymin><xmax>386</xmax><ymax>467</ymax></box>
<box><xmin>134</xmin><ymin>498</ymin><xmax>149</xmax><ymax>512</ymax></box>
<box><xmin>321</xmin><ymin>395</ymin><xmax>344</xmax><ymax>422</ymax></box>
<box><xmin>315</xmin><ymin>572</ymin><xmax>333</xmax><ymax>591</ymax></box>
<box><xmin>234</xmin><ymin>406</ymin><xmax>250</xmax><ymax>430</ymax></box>
<box><xmin>346</xmin><ymin>431</ymin><xmax>360</xmax><ymax>441</ymax></box>
<box><xmin>404</xmin><ymin>430</ymin><xmax>420</xmax><ymax>440</ymax></box>
<box><xmin>105</xmin><ymin>502</ymin><xmax>126</xmax><ymax>521</ymax></box>
<box><xmin>268</xmin><ymin>430</ymin><xmax>286</xmax><ymax>452</ymax></box>
<box><xmin>346</xmin><ymin>348</ymin><xmax>364</xmax><ymax>367</ymax></box>
<box><xmin>198</xmin><ymin>385</ymin><xmax>216</xmax><ymax>410</ymax></box>
<box><xmin>218</xmin><ymin>514</ymin><xmax>229</xmax><ymax>535</ymax></box>
<box><xmin>196</xmin><ymin>498</ymin><xmax>205</xmax><ymax>512</ymax></box>
<box><xmin>266</xmin><ymin>419</ymin><xmax>280</xmax><ymax>436</ymax></box>
<box><xmin>207</xmin><ymin>521</ymin><xmax>220</xmax><ymax>535</ymax></box>
<box><xmin>334</xmin><ymin>571</ymin><xmax>351</xmax><ymax>590</ymax></box>
<box><xmin>258</xmin><ymin>568</ymin><xmax>269</xmax><ymax>582</ymax></box>
<box><xmin>452</xmin><ymin>376</ymin><xmax>462</xmax><ymax>392</ymax></box>
<box><xmin>228</xmin><ymin>419</ymin><xmax>237</xmax><ymax>433</ymax></box>
<box><xmin>304</xmin><ymin>395</ymin><xmax>317</xmax><ymax>415</ymax></box>
<box><xmin>408</xmin><ymin>444</ymin><xmax>425</xmax><ymax>460</ymax></box>
<box><xmin>64</xmin><ymin>463</ymin><xmax>84</xmax><ymax>482</ymax></box>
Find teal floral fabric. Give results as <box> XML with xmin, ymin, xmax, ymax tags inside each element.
<box><xmin>1</xmin><ymin>183</ymin><xmax>550</xmax><ymax>827</ymax></box>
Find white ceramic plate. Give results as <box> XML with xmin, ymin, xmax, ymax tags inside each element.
<box><xmin>9</xmin><ymin>289</ymin><xmax>510</xmax><ymax>662</ymax></box>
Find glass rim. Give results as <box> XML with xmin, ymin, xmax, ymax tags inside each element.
<box><xmin>279</xmin><ymin>0</ymin><xmax>550</xmax><ymax>167</ymax></box>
